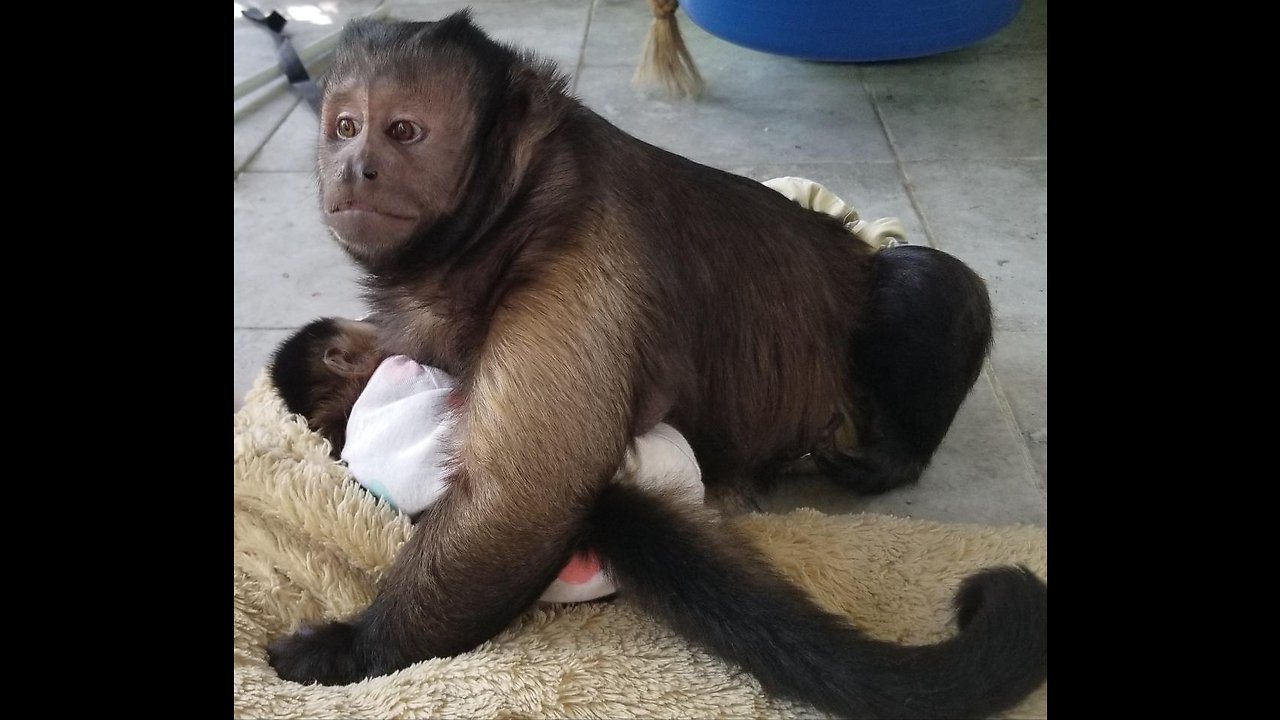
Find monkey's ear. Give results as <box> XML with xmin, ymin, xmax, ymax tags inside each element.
<box><xmin>505</xmin><ymin>67</ymin><xmax>542</xmax><ymax>121</ymax></box>
<box><xmin>501</xmin><ymin>66</ymin><xmax>562</xmax><ymax>146</ymax></box>
<box><xmin>322</xmin><ymin>346</ymin><xmax>367</xmax><ymax>377</ymax></box>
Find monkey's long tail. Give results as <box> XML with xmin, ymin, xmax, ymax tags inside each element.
<box><xmin>588</xmin><ymin>483</ymin><xmax>1047</xmax><ymax>719</ymax></box>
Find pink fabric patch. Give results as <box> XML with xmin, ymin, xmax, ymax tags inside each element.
<box><xmin>382</xmin><ymin>355</ymin><xmax>424</xmax><ymax>381</ymax></box>
<box><xmin>557</xmin><ymin>548</ymin><xmax>602</xmax><ymax>584</ymax></box>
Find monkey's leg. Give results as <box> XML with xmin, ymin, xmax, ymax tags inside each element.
<box><xmin>819</xmin><ymin>245</ymin><xmax>994</xmax><ymax>494</ymax></box>
<box><xmin>679</xmin><ymin>433</ymin><xmax>771</xmax><ymax>517</ymax></box>
<box><xmin>703</xmin><ymin>479</ymin><xmax>763</xmax><ymax>517</ymax></box>
<box><xmin>265</xmin><ymin>477</ymin><xmax>599</xmax><ymax>684</ymax></box>
<box><xmin>267</xmin><ymin>272</ymin><xmax>636</xmax><ymax>685</ymax></box>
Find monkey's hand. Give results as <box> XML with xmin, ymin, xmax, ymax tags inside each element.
<box><xmin>267</xmin><ymin>620</ymin><xmax>371</xmax><ymax>686</ymax></box>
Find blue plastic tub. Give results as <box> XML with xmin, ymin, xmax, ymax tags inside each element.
<box><xmin>680</xmin><ymin>0</ymin><xmax>1022</xmax><ymax>62</ymax></box>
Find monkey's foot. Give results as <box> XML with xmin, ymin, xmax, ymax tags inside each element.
<box><xmin>703</xmin><ymin>483</ymin><xmax>762</xmax><ymax>518</ymax></box>
<box><xmin>812</xmin><ymin>447</ymin><xmax>923</xmax><ymax>496</ymax></box>
<box><xmin>267</xmin><ymin>621</ymin><xmax>370</xmax><ymax>685</ymax></box>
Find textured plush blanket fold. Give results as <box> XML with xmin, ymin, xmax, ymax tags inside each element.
<box><xmin>233</xmin><ymin>372</ymin><xmax>1047</xmax><ymax>718</ymax></box>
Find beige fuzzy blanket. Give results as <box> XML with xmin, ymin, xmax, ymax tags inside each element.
<box><xmin>234</xmin><ymin>372</ymin><xmax>1047</xmax><ymax>718</ymax></box>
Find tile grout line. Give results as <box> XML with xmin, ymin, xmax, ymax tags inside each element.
<box><xmin>982</xmin><ymin>365</ymin><xmax>1045</xmax><ymax>493</ymax></box>
<box><xmin>235</xmin><ymin>96</ymin><xmax>303</xmax><ymax>181</ymax></box>
<box><xmin>728</xmin><ymin>160</ymin><xmax>903</xmax><ymax>167</ymax></box>
<box><xmin>859</xmin><ymin>70</ymin><xmax>945</xmax><ymax>251</ymax></box>
<box><xmin>911</xmin><ymin>155</ymin><xmax>1048</xmax><ymax>163</ymax></box>
<box><xmin>570</xmin><ymin>0</ymin><xmax>598</xmax><ymax>94</ymax></box>
<box><xmin>972</xmin><ymin>47</ymin><xmax>1047</xmax><ymax>59</ymax></box>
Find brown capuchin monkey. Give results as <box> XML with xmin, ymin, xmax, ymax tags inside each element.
<box><xmin>264</xmin><ymin>12</ymin><xmax>1047</xmax><ymax>718</ymax></box>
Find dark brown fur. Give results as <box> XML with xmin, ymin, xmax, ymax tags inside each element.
<box><xmin>265</xmin><ymin>13</ymin><xmax>1045</xmax><ymax>718</ymax></box>
<box><xmin>269</xmin><ymin>318</ymin><xmax>381</xmax><ymax>453</ymax></box>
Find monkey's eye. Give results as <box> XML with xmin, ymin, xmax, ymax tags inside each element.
<box><xmin>335</xmin><ymin>117</ymin><xmax>359</xmax><ymax>139</ymax></box>
<box><xmin>387</xmin><ymin>120</ymin><xmax>423</xmax><ymax>144</ymax></box>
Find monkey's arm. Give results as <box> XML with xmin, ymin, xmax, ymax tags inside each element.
<box><xmin>267</xmin><ymin>265</ymin><xmax>636</xmax><ymax>684</ymax></box>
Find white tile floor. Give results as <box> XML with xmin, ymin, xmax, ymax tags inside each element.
<box><xmin>233</xmin><ymin>0</ymin><xmax>1047</xmax><ymax>526</ymax></box>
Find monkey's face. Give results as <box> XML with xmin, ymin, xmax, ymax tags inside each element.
<box><xmin>318</xmin><ymin>74</ymin><xmax>477</xmax><ymax>265</ymax></box>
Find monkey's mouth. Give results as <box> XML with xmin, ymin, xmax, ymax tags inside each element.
<box><xmin>326</xmin><ymin>201</ymin><xmax>419</xmax><ymax>250</ymax></box>
<box><xmin>328</xmin><ymin>201</ymin><xmax>417</xmax><ymax>222</ymax></box>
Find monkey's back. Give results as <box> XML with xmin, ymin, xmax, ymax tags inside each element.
<box><xmin>579</xmin><ymin>111</ymin><xmax>876</xmax><ymax>473</ymax></box>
